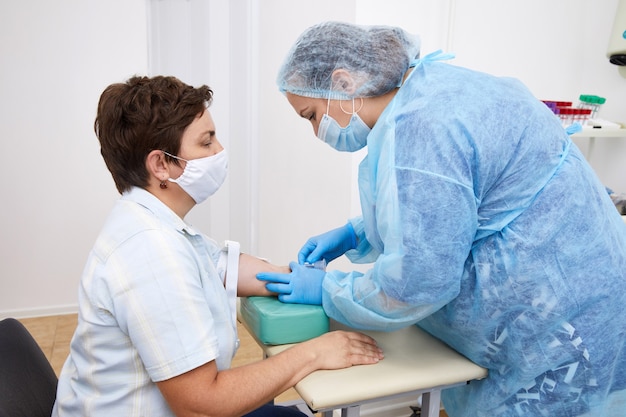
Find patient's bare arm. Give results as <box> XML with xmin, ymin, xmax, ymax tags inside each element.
<box><xmin>235</xmin><ymin>253</ymin><xmax>290</xmax><ymax>297</ymax></box>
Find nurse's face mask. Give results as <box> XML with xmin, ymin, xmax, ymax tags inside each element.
<box><xmin>317</xmin><ymin>96</ymin><xmax>371</xmax><ymax>152</ymax></box>
<box><xmin>163</xmin><ymin>149</ymin><xmax>228</xmax><ymax>204</ymax></box>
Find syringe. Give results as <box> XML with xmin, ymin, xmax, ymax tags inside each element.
<box><xmin>304</xmin><ymin>259</ymin><xmax>327</xmax><ymax>271</ymax></box>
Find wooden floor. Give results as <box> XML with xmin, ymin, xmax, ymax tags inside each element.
<box><xmin>18</xmin><ymin>314</ymin><xmax>447</xmax><ymax>416</ymax></box>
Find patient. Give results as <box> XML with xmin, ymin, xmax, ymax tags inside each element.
<box><xmin>52</xmin><ymin>75</ymin><xmax>383</xmax><ymax>417</ymax></box>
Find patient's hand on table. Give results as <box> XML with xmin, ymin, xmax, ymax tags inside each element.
<box><xmin>297</xmin><ymin>330</ymin><xmax>384</xmax><ymax>369</ymax></box>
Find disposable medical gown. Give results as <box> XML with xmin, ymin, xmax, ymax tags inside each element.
<box><xmin>321</xmin><ymin>59</ymin><xmax>626</xmax><ymax>416</ymax></box>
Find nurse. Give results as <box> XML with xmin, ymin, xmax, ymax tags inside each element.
<box><xmin>52</xmin><ymin>75</ymin><xmax>383</xmax><ymax>417</ymax></box>
<box><xmin>258</xmin><ymin>21</ymin><xmax>626</xmax><ymax>416</ymax></box>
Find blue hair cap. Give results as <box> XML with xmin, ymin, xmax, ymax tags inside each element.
<box><xmin>277</xmin><ymin>21</ymin><xmax>421</xmax><ymax>100</ymax></box>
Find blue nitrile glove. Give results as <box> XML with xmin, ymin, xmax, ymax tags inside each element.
<box><xmin>565</xmin><ymin>122</ymin><xmax>583</xmax><ymax>135</ymax></box>
<box><xmin>297</xmin><ymin>223</ymin><xmax>357</xmax><ymax>264</ymax></box>
<box><xmin>257</xmin><ymin>261</ymin><xmax>324</xmax><ymax>305</ymax></box>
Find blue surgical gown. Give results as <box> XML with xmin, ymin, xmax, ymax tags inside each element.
<box><xmin>320</xmin><ymin>60</ymin><xmax>626</xmax><ymax>416</ymax></box>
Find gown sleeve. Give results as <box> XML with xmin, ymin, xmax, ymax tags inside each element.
<box><xmin>322</xmin><ymin>113</ymin><xmax>479</xmax><ymax>331</ymax></box>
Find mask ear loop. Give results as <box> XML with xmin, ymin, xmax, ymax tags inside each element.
<box><xmin>162</xmin><ymin>150</ymin><xmax>190</xmax><ymax>163</ymax></box>
<box><xmin>162</xmin><ymin>150</ymin><xmax>189</xmax><ymax>184</ymax></box>
<box><xmin>339</xmin><ymin>97</ymin><xmax>364</xmax><ymax>115</ymax></box>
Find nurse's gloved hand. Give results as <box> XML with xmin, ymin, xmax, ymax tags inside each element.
<box><xmin>257</xmin><ymin>262</ymin><xmax>324</xmax><ymax>305</ymax></box>
<box><xmin>298</xmin><ymin>223</ymin><xmax>357</xmax><ymax>264</ymax></box>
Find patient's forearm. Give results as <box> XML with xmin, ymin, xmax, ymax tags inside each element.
<box><xmin>236</xmin><ymin>253</ymin><xmax>290</xmax><ymax>297</ymax></box>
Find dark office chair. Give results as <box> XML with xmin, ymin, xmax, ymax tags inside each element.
<box><xmin>0</xmin><ymin>318</ymin><xmax>58</xmax><ymax>417</ymax></box>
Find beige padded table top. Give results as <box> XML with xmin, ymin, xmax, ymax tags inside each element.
<box><xmin>241</xmin><ymin>315</ymin><xmax>487</xmax><ymax>416</ymax></box>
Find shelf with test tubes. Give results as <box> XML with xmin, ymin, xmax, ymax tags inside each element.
<box><xmin>542</xmin><ymin>96</ymin><xmax>626</xmax><ymax>138</ymax></box>
<box><xmin>542</xmin><ymin>96</ymin><xmax>626</xmax><ymax>164</ymax></box>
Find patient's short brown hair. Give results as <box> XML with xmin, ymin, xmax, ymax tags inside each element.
<box><xmin>95</xmin><ymin>75</ymin><xmax>213</xmax><ymax>193</ymax></box>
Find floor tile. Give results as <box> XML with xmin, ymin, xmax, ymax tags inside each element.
<box><xmin>18</xmin><ymin>315</ymin><xmax>57</xmax><ymax>359</ymax></box>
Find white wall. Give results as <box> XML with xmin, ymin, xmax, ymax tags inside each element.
<box><xmin>1</xmin><ymin>0</ymin><xmax>625</xmax><ymax>317</ymax></box>
<box><xmin>254</xmin><ymin>1</ymin><xmax>358</xmax><ymax>270</ymax></box>
<box><xmin>0</xmin><ymin>0</ymin><xmax>148</xmax><ymax>317</ymax></box>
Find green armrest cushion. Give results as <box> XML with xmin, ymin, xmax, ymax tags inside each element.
<box><xmin>240</xmin><ymin>296</ymin><xmax>329</xmax><ymax>345</ymax></box>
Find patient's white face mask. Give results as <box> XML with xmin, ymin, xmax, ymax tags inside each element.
<box><xmin>163</xmin><ymin>149</ymin><xmax>228</xmax><ymax>204</ymax></box>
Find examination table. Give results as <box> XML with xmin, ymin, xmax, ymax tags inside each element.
<box><xmin>238</xmin><ymin>297</ymin><xmax>488</xmax><ymax>417</ymax></box>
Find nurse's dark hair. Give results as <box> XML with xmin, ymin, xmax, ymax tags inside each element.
<box><xmin>94</xmin><ymin>75</ymin><xmax>213</xmax><ymax>194</ymax></box>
